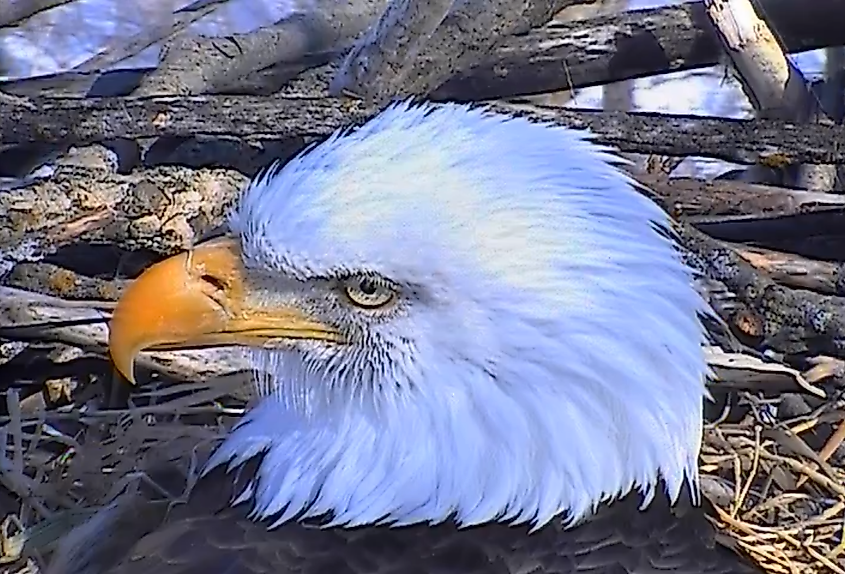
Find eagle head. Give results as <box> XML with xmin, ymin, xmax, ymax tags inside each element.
<box><xmin>108</xmin><ymin>102</ymin><xmax>711</xmax><ymax>531</ymax></box>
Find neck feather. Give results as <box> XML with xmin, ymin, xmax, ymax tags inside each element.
<box><xmin>203</xmin><ymin>341</ymin><xmax>705</xmax><ymax>531</ymax></box>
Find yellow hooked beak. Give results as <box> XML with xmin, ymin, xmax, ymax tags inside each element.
<box><xmin>108</xmin><ymin>236</ymin><xmax>343</xmax><ymax>384</ymax></box>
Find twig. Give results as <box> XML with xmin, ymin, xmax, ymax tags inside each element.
<box><xmin>732</xmin><ymin>426</ymin><xmax>762</xmax><ymax>517</ymax></box>
<box><xmin>757</xmin><ymin>450</ymin><xmax>845</xmax><ymax>500</ymax></box>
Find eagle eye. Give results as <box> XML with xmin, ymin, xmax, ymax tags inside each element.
<box><xmin>343</xmin><ymin>276</ymin><xmax>396</xmax><ymax>309</ymax></box>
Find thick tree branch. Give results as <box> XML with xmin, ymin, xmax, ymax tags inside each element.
<box><xmin>71</xmin><ymin>0</ymin><xmax>232</xmax><ymax>74</ymax></box>
<box><xmin>3</xmin><ymin>0</ymin><xmax>842</xmax><ymax>102</ymax></box>
<box><xmin>706</xmin><ymin>0</ymin><xmax>816</xmax><ymax>122</ymax></box>
<box><xmin>0</xmin><ymin>150</ymin><xmax>247</xmax><ymax>262</ymax></box>
<box><xmin>693</xmin><ymin>209</ymin><xmax>845</xmax><ymax>258</ymax></box>
<box><xmin>329</xmin><ymin>0</ymin><xmax>597</xmax><ymax>104</ymax></box>
<box><xmin>328</xmin><ymin>0</ymin><xmax>454</xmax><ymax>102</ymax></box>
<box><xmin>633</xmin><ymin>173</ymin><xmax>845</xmax><ymax>219</ymax></box>
<box><xmin>133</xmin><ymin>0</ymin><xmax>388</xmax><ymax>96</ymax></box>
<box><xmin>3</xmin><ymin>95</ymin><xmax>845</xmax><ymax>165</ymax></box>
<box><xmin>729</xmin><ymin>243</ymin><xmax>845</xmax><ymax>296</ymax></box>
<box><xmin>705</xmin><ymin>0</ymin><xmax>837</xmax><ymax>191</ymax></box>
<box><xmin>435</xmin><ymin>0</ymin><xmax>845</xmax><ymax>100</ymax></box>
<box><xmin>679</xmin><ymin>223</ymin><xmax>845</xmax><ymax>357</ymax></box>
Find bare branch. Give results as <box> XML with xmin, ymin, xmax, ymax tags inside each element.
<box><xmin>133</xmin><ymin>0</ymin><xmax>388</xmax><ymax>96</ymax></box>
<box><xmin>705</xmin><ymin>0</ymin><xmax>836</xmax><ymax>191</ymax></box>
<box><xmin>3</xmin><ymin>95</ymin><xmax>845</xmax><ymax>164</ymax></box>
<box><xmin>329</xmin><ymin>0</ymin><xmax>597</xmax><ymax>104</ymax></box>
<box><xmin>3</xmin><ymin>0</ymin><xmax>843</xmax><ymax>102</ymax></box>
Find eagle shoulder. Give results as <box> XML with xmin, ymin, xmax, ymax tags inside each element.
<box><xmin>60</xmin><ymin>464</ymin><xmax>761</xmax><ymax>574</ymax></box>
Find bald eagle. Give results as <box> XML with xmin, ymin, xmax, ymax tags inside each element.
<box><xmin>63</xmin><ymin>102</ymin><xmax>760</xmax><ymax>574</ymax></box>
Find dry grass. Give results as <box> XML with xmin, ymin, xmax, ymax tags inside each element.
<box><xmin>0</xmin><ymin>371</ymin><xmax>244</xmax><ymax>572</ymax></box>
<box><xmin>702</xmin><ymin>400</ymin><xmax>845</xmax><ymax>573</ymax></box>
<box><xmin>0</xmin><ymin>356</ymin><xmax>843</xmax><ymax>574</ymax></box>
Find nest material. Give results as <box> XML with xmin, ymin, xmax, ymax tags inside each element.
<box><xmin>702</xmin><ymin>409</ymin><xmax>845</xmax><ymax>574</ymax></box>
<box><xmin>0</xmin><ymin>366</ymin><xmax>843</xmax><ymax>574</ymax></box>
<box><xmin>0</xmin><ymin>374</ymin><xmax>242</xmax><ymax>573</ymax></box>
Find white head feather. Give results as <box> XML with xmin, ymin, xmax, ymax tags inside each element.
<box><xmin>204</xmin><ymin>101</ymin><xmax>712</xmax><ymax>531</ymax></box>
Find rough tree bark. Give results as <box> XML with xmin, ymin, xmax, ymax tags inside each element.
<box><xmin>3</xmin><ymin>0</ymin><xmax>842</xmax><ymax>102</ymax></box>
<box><xmin>3</xmin><ymin>94</ymin><xmax>844</xmax><ymax>164</ymax></box>
<box><xmin>329</xmin><ymin>0</ymin><xmax>607</xmax><ymax>104</ymax></box>
<box><xmin>132</xmin><ymin>0</ymin><xmax>389</xmax><ymax>96</ymax></box>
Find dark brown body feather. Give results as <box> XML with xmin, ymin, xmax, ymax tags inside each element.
<box><xmin>90</xmin><ymin>460</ymin><xmax>761</xmax><ymax>574</ymax></box>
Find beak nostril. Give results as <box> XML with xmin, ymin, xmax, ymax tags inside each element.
<box><xmin>201</xmin><ymin>274</ymin><xmax>228</xmax><ymax>293</ymax></box>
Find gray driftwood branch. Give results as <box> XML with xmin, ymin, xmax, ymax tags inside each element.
<box><xmin>705</xmin><ymin>0</ymin><xmax>838</xmax><ymax>191</ymax></box>
<box><xmin>133</xmin><ymin>0</ymin><xmax>388</xmax><ymax>96</ymax></box>
<box><xmin>3</xmin><ymin>0</ymin><xmax>842</xmax><ymax>101</ymax></box>
<box><xmin>329</xmin><ymin>0</ymin><xmax>595</xmax><ymax>104</ymax></box>
<box><xmin>3</xmin><ymin>94</ymin><xmax>845</xmax><ymax>165</ymax></box>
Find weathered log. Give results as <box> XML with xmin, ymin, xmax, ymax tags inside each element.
<box><xmin>133</xmin><ymin>0</ymin><xmax>388</xmax><ymax>97</ymax></box>
<box><xmin>3</xmin><ymin>95</ymin><xmax>845</xmax><ymax>165</ymax></box>
<box><xmin>679</xmin><ymin>223</ymin><xmax>845</xmax><ymax>358</ymax></box>
<box><xmin>634</xmin><ymin>174</ymin><xmax>845</xmax><ymax>219</ymax></box>
<box><xmin>704</xmin><ymin>0</ymin><xmax>838</xmax><ymax>190</ymax></box>
<box><xmin>2</xmin><ymin>0</ymin><xmax>842</xmax><ymax>101</ymax></box>
<box><xmin>330</xmin><ymin>0</ymin><xmax>593</xmax><ymax>104</ymax></box>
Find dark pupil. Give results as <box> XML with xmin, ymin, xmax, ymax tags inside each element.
<box><xmin>359</xmin><ymin>278</ymin><xmax>378</xmax><ymax>296</ymax></box>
